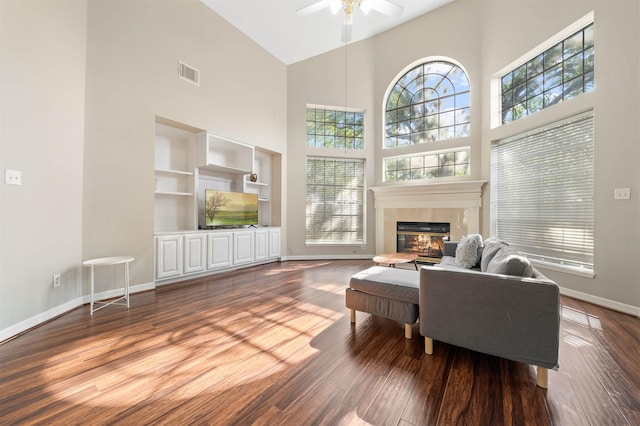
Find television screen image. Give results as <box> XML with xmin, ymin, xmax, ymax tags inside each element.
<box><xmin>205</xmin><ymin>190</ymin><xmax>258</xmax><ymax>227</ymax></box>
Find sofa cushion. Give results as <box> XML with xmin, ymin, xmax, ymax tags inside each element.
<box><xmin>486</xmin><ymin>247</ymin><xmax>534</xmax><ymax>277</ymax></box>
<box><xmin>480</xmin><ymin>238</ymin><xmax>510</xmax><ymax>272</ymax></box>
<box><xmin>455</xmin><ymin>234</ymin><xmax>483</xmax><ymax>268</ymax></box>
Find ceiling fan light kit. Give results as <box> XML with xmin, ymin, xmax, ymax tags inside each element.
<box><xmin>298</xmin><ymin>0</ymin><xmax>404</xmax><ymax>20</ymax></box>
<box><xmin>298</xmin><ymin>0</ymin><xmax>404</xmax><ymax>42</ymax></box>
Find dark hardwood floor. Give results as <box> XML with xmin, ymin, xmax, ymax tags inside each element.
<box><xmin>1</xmin><ymin>260</ymin><xmax>639</xmax><ymax>425</ymax></box>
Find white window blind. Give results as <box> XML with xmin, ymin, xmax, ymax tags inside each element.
<box><xmin>306</xmin><ymin>157</ymin><xmax>365</xmax><ymax>244</ymax></box>
<box><xmin>491</xmin><ymin>111</ymin><xmax>594</xmax><ymax>271</ymax></box>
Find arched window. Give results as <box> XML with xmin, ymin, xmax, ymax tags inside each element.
<box><xmin>385</xmin><ymin>61</ymin><xmax>470</xmax><ymax>148</ymax></box>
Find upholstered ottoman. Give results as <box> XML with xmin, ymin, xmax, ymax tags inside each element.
<box><xmin>346</xmin><ymin>265</ymin><xmax>420</xmax><ymax>338</ymax></box>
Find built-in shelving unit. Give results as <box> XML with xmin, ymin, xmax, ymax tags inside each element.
<box><xmin>153</xmin><ymin>117</ymin><xmax>283</xmax><ymax>283</ymax></box>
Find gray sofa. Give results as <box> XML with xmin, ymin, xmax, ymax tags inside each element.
<box><xmin>346</xmin><ymin>238</ymin><xmax>560</xmax><ymax>388</ymax></box>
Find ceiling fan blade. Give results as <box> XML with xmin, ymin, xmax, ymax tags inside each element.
<box><xmin>296</xmin><ymin>0</ymin><xmax>330</xmax><ymax>16</ymax></box>
<box><xmin>371</xmin><ymin>0</ymin><xmax>404</xmax><ymax>18</ymax></box>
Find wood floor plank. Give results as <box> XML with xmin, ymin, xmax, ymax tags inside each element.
<box><xmin>0</xmin><ymin>260</ymin><xmax>638</xmax><ymax>425</ymax></box>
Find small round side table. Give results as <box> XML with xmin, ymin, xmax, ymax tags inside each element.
<box><xmin>82</xmin><ymin>256</ymin><xmax>134</xmax><ymax>315</ymax></box>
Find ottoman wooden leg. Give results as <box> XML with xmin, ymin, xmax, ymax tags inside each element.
<box><xmin>350</xmin><ymin>309</ymin><xmax>356</xmax><ymax>323</ymax></box>
<box><xmin>404</xmin><ymin>323</ymin><xmax>412</xmax><ymax>339</ymax></box>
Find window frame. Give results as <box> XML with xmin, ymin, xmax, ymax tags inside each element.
<box><xmin>305</xmin><ymin>156</ymin><xmax>366</xmax><ymax>245</ymax></box>
<box><xmin>383</xmin><ymin>147</ymin><xmax>470</xmax><ymax>182</ymax></box>
<box><xmin>491</xmin><ymin>11</ymin><xmax>595</xmax><ymax>129</ymax></box>
<box><xmin>383</xmin><ymin>59</ymin><xmax>471</xmax><ymax>149</ymax></box>
<box><xmin>490</xmin><ymin>110</ymin><xmax>595</xmax><ymax>277</ymax></box>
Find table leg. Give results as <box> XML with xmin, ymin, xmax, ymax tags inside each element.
<box><xmin>124</xmin><ymin>261</ymin><xmax>130</xmax><ymax>308</ymax></box>
<box><xmin>90</xmin><ymin>265</ymin><xmax>95</xmax><ymax>316</ymax></box>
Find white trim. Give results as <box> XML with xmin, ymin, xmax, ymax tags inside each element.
<box><xmin>531</xmin><ymin>259</ymin><xmax>594</xmax><ymax>279</ymax></box>
<box><xmin>0</xmin><ymin>297</ymin><xmax>84</xmax><ymax>343</ymax></box>
<box><xmin>0</xmin><ymin>282</ymin><xmax>155</xmax><ymax>343</ymax></box>
<box><xmin>559</xmin><ymin>286</ymin><xmax>640</xmax><ymax>318</ymax></box>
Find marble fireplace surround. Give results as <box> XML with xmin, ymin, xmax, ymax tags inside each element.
<box><xmin>370</xmin><ymin>181</ymin><xmax>487</xmax><ymax>254</ymax></box>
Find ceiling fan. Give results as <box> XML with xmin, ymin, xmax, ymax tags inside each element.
<box><xmin>297</xmin><ymin>0</ymin><xmax>404</xmax><ymax>42</ymax></box>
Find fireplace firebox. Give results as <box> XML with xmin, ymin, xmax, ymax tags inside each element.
<box><xmin>396</xmin><ymin>222</ymin><xmax>450</xmax><ymax>263</ymax></box>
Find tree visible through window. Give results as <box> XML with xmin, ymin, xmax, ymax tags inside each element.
<box><xmin>306</xmin><ymin>107</ymin><xmax>364</xmax><ymax>149</ymax></box>
<box><xmin>384</xmin><ymin>148</ymin><xmax>470</xmax><ymax>182</ymax></box>
<box><xmin>385</xmin><ymin>61</ymin><xmax>470</xmax><ymax>148</ymax></box>
<box><xmin>501</xmin><ymin>23</ymin><xmax>594</xmax><ymax>124</ymax></box>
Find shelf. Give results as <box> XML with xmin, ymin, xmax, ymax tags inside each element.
<box><xmin>155</xmin><ymin>168</ymin><xmax>194</xmax><ymax>176</ymax></box>
<box><xmin>258</xmin><ymin>198</ymin><xmax>269</xmax><ymax>202</ymax></box>
<box><xmin>198</xmin><ymin>163</ymin><xmax>251</xmax><ymax>175</ymax></box>
<box><xmin>155</xmin><ymin>191</ymin><xmax>193</xmax><ymax>196</ymax></box>
<box><xmin>246</xmin><ymin>180</ymin><xmax>268</xmax><ymax>187</ymax></box>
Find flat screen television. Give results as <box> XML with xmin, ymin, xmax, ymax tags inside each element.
<box><xmin>204</xmin><ymin>189</ymin><xmax>258</xmax><ymax>227</ymax></box>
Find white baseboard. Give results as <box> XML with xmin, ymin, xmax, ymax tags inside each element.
<box><xmin>0</xmin><ymin>297</ymin><xmax>84</xmax><ymax>343</ymax></box>
<box><xmin>81</xmin><ymin>281</ymin><xmax>156</xmax><ymax>304</ymax></box>
<box><xmin>0</xmin><ymin>282</ymin><xmax>155</xmax><ymax>343</ymax></box>
<box><xmin>559</xmin><ymin>286</ymin><xmax>640</xmax><ymax>317</ymax></box>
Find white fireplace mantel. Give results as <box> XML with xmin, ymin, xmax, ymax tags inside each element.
<box><xmin>370</xmin><ymin>181</ymin><xmax>487</xmax><ymax>253</ymax></box>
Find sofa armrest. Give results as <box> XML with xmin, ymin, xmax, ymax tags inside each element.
<box><xmin>418</xmin><ymin>266</ymin><xmax>560</xmax><ymax>369</ymax></box>
<box><xmin>443</xmin><ymin>241</ymin><xmax>458</xmax><ymax>257</ymax></box>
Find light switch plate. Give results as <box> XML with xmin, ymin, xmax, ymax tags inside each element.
<box><xmin>5</xmin><ymin>169</ymin><xmax>22</xmax><ymax>185</ymax></box>
<box><xmin>614</xmin><ymin>188</ymin><xmax>631</xmax><ymax>200</ymax></box>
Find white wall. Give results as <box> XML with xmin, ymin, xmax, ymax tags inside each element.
<box><xmin>82</xmin><ymin>0</ymin><xmax>287</xmax><ymax>290</ymax></box>
<box><xmin>287</xmin><ymin>40</ymin><xmax>378</xmax><ymax>257</ymax></box>
<box><xmin>287</xmin><ymin>0</ymin><xmax>640</xmax><ymax>313</ymax></box>
<box><xmin>0</xmin><ymin>0</ymin><xmax>87</xmax><ymax>331</ymax></box>
<box><xmin>0</xmin><ymin>0</ymin><xmax>287</xmax><ymax>336</ymax></box>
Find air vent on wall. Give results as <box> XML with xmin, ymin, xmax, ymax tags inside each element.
<box><xmin>178</xmin><ymin>61</ymin><xmax>200</xmax><ymax>86</ymax></box>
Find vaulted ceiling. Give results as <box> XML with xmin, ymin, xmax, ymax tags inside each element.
<box><xmin>201</xmin><ymin>0</ymin><xmax>454</xmax><ymax>65</ymax></box>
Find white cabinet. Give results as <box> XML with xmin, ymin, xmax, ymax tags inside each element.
<box><xmin>184</xmin><ymin>233</ymin><xmax>207</xmax><ymax>274</ymax></box>
<box><xmin>156</xmin><ymin>235</ymin><xmax>183</xmax><ymax>279</ymax></box>
<box><xmin>269</xmin><ymin>228</ymin><xmax>281</xmax><ymax>259</ymax></box>
<box><xmin>255</xmin><ymin>229</ymin><xmax>269</xmax><ymax>261</ymax></box>
<box><xmin>233</xmin><ymin>230</ymin><xmax>255</xmax><ymax>265</ymax></box>
<box><xmin>197</xmin><ymin>132</ymin><xmax>254</xmax><ymax>174</ymax></box>
<box><xmin>156</xmin><ymin>227</ymin><xmax>280</xmax><ymax>283</ymax></box>
<box><xmin>207</xmin><ymin>232</ymin><xmax>232</xmax><ymax>270</ymax></box>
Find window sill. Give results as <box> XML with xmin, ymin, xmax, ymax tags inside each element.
<box><xmin>530</xmin><ymin>259</ymin><xmax>594</xmax><ymax>279</ymax></box>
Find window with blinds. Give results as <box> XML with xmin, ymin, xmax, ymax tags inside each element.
<box><xmin>306</xmin><ymin>157</ymin><xmax>365</xmax><ymax>244</ymax></box>
<box><xmin>491</xmin><ymin>110</ymin><xmax>594</xmax><ymax>272</ymax></box>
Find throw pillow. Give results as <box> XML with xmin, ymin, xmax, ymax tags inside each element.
<box><xmin>480</xmin><ymin>238</ymin><xmax>510</xmax><ymax>272</ymax></box>
<box><xmin>455</xmin><ymin>234</ymin><xmax>483</xmax><ymax>268</ymax></box>
<box><xmin>486</xmin><ymin>247</ymin><xmax>534</xmax><ymax>277</ymax></box>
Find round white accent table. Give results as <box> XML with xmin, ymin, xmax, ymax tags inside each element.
<box><xmin>82</xmin><ymin>256</ymin><xmax>134</xmax><ymax>315</ymax></box>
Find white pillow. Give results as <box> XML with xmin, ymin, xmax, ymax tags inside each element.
<box><xmin>455</xmin><ymin>234</ymin><xmax>484</xmax><ymax>268</ymax></box>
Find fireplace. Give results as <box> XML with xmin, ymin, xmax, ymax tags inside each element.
<box><xmin>396</xmin><ymin>222</ymin><xmax>450</xmax><ymax>263</ymax></box>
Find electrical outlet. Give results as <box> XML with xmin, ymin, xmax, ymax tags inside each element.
<box><xmin>614</xmin><ymin>188</ymin><xmax>631</xmax><ymax>200</ymax></box>
<box><xmin>52</xmin><ymin>273</ymin><xmax>61</xmax><ymax>288</ymax></box>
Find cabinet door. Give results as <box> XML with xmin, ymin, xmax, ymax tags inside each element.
<box><xmin>233</xmin><ymin>231</ymin><xmax>255</xmax><ymax>265</ymax></box>
<box><xmin>184</xmin><ymin>234</ymin><xmax>206</xmax><ymax>274</ymax></box>
<box><xmin>207</xmin><ymin>232</ymin><xmax>232</xmax><ymax>270</ymax></box>
<box><xmin>269</xmin><ymin>228</ymin><xmax>281</xmax><ymax>259</ymax></box>
<box><xmin>156</xmin><ymin>235</ymin><xmax>183</xmax><ymax>279</ymax></box>
<box><xmin>255</xmin><ymin>229</ymin><xmax>268</xmax><ymax>261</ymax></box>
